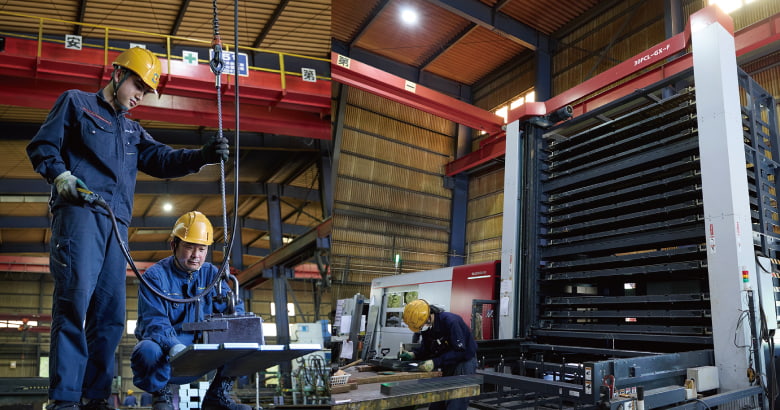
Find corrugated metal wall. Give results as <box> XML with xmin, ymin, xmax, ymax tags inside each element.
<box><xmin>330</xmin><ymin>88</ymin><xmax>457</xmax><ymax>299</ymax></box>
<box><xmin>472</xmin><ymin>54</ymin><xmax>536</xmax><ymax>112</ymax></box>
<box><xmin>553</xmin><ymin>0</ymin><xmax>665</xmax><ymax>95</ymax></box>
<box><xmin>726</xmin><ymin>0</ymin><xmax>780</xmax><ymax>31</ymax></box>
<box><xmin>466</xmin><ymin>168</ymin><xmax>504</xmax><ymax>263</ymax></box>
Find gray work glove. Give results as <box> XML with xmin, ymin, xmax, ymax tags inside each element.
<box><xmin>419</xmin><ymin>360</ymin><xmax>434</xmax><ymax>372</ymax></box>
<box><xmin>54</xmin><ymin>171</ymin><xmax>86</xmax><ymax>203</ymax></box>
<box><xmin>169</xmin><ymin>343</ymin><xmax>186</xmax><ymax>359</ymax></box>
<box><xmin>201</xmin><ymin>135</ymin><xmax>229</xmax><ymax>163</ymax></box>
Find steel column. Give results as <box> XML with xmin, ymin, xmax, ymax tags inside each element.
<box><xmin>318</xmin><ymin>141</ymin><xmax>334</xmax><ymax>219</ymax></box>
<box><xmin>448</xmin><ymin>173</ymin><xmax>468</xmax><ymax>267</ymax></box>
<box><xmin>535</xmin><ymin>35</ymin><xmax>552</xmax><ymax>101</ymax></box>
<box><xmin>266</xmin><ymin>183</ymin><xmax>290</xmax><ymax>345</ymax></box>
<box><xmin>499</xmin><ymin>119</ymin><xmax>522</xmax><ymax>339</ymax></box>
<box><xmin>691</xmin><ymin>7</ymin><xmax>758</xmax><ymax>392</ymax></box>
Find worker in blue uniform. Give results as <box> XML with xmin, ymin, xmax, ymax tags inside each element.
<box><xmin>26</xmin><ymin>47</ymin><xmax>229</xmax><ymax>410</ymax></box>
<box><xmin>400</xmin><ymin>299</ymin><xmax>478</xmax><ymax>410</ymax></box>
<box><xmin>140</xmin><ymin>392</ymin><xmax>153</xmax><ymax>407</ymax></box>
<box><xmin>131</xmin><ymin>211</ymin><xmax>250</xmax><ymax>410</ymax></box>
<box><xmin>122</xmin><ymin>390</ymin><xmax>137</xmax><ymax>407</ymax></box>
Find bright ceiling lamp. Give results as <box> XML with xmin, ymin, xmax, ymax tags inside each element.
<box><xmin>708</xmin><ymin>0</ymin><xmax>752</xmax><ymax>13</ymax></box>
<box><xmin>400</xmin><ymin>7</ymin><xmax>419</xmax><ymax>25</ymax></box>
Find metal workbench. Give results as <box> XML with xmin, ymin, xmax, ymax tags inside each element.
<box><xmin>331</xmin><ymin>374</ymin><xmax>482</xmax><ymax>410</ymax></box>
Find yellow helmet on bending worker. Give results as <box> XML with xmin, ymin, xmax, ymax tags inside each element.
<box><xmin>170</xmin><ymin>211</ymin><xmax>214</xmax><ymax>245</ymax></box>
<box><xmin>403</xmin><ymin>299</ymin><xmax>431</xmax><ymax>333</ymax></box>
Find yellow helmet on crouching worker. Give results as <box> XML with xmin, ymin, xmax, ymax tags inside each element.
<box><xmin>171</xmin><ymin>211</ymin><xmax>213</xmax><ymax>246</ymax></box>
<box><xmin>112</xmin><ymin>47</ymin><xmax>161</xmax><ymax>92</ymax></box>
<box><xmin>403</xmin><ymin>299</ymin><xmax>431</xmax><ymax>333</ymax></box>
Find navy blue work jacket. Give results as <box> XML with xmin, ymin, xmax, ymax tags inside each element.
<box><xmin>412</xmin><ymin>311</ymin><xmax>477</xmax><ymax>369</ymax></box>
<box><xmin>135</xmin><ymin>256</ymin><xmax>245</xmax><ymax>352</ymax></box>
<box><xmin>27</xmin><ymin>89</ymin><xmax>206</xmax><ymax>225</ymax></box>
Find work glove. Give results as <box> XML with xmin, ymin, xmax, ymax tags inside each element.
<box><xmin>399</xmin><ymin>351</ymin><xmax>415</xmax><ymax>361</ymax></box>
<box><xmin>201</xmin><ymin>134</ymin><xmax>229</xmax><ymax>163</ymax></box>
<box><xmin>169</xmin><ymin>343</ymin><xmax>186</xmax><ymax>359</ymax></box>
<box><xmin>419</xmin><ymin>360</ymin><xmax>434</xmax><ymax>372</ymax></box>
<box><xmin>54</xmin><ymin>171</ymin><xmax>89</xmax><ymax>204</ymax></box>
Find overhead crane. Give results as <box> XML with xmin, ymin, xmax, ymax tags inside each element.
<box><xmin>0</xmin><ymin>11</ymin><xmax>331</xmax><ymax>140</ymax></box>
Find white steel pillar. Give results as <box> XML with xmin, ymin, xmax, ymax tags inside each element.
<box><xmin>499</xmin><ymin>120</ymin><xmax>522</xmax><ymax>339</ymax></box>
<box><xmin>692</xmin><ymin>8</ymin><xmax>759</xmax><ymax>391</ymax></box>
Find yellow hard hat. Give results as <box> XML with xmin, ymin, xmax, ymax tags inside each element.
<box><xmin>113</xmin><ymin>47</ymin><xmax>161</xmax><ymax>92</ymax></box>
<box><xmin>171</xmin><ymin>211</ymin><xmax>213</xmax><ymax>245</ymax></box>
<box><xmin>127</xmin><ymin>389</ymin><xmax>133</xmax><ymax>395</ymax></box>
<box><xmin>403</xmin><ymin>299</ymin><xmax>430</xmax><ymax>333</ymax></box>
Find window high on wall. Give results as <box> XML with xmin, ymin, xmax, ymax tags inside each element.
<box><xmin>709</xmin><ymin>0</ymin><xmax>758</xmax><ymax>13</ymax></box>
<box><xmin>481</xmin><ymin>89</ymin><xmax>535</xmax><ymax>135</ymax></box>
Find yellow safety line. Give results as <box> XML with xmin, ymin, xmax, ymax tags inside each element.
<box><xmin>0</xmin><ymin>10</ymin><xmax>330</xmax><ymax>81</ymax></box>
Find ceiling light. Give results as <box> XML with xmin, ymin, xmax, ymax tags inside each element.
<box><xmin>163</xmin><ymin>203</ymin><xmax>173</xmax><ymax>212</ymax></box>
<box><xmin>708</xmin><ymin>0</ymin><xmax>746</xmax><ymax>13</ymax></box>
<box><xmin>400</xmin><ymin>8</ymin><xmax>419</xmax><ymax>25</ymax></box>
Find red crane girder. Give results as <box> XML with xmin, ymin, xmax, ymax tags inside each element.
<box><xmin>0</xmin><ymin>37</ymin><xmax>331</xmax><ymax>139</ymax></box>
<box><xmin>331</xmin><ymin>53</ymin><xmax>504</xmax><ymax>135</ymax></box>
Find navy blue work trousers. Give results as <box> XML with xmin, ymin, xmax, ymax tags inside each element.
<box><xmin>131</xmin><ymin>340</ymin><xmax>201</xmax><ymax>393</ymax></box>
<box><xmin>48</xmin><ymin>206</ymin><xmax>127</xmax><ymax>402</ymax></box>
<box><xmin>430</xmin><ymin>356</ymin><xmax>478</xmax><ymax>410</ymax></box>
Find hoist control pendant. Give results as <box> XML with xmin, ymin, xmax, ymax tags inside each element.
<box><xmin>182</xmin><ymin>313</ymin><xmax>264</xmax><ymax>345</ymax></box>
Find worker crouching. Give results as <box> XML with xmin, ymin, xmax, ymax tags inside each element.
<box><xmin>130</xmin><ymin>211</ymin><xmax>249</xmax><ymax>410</ymax></box>
<box><xmin>400</xmin><ymin>299</ymin><xmax>478</xmax><ymax>410</ymax></box>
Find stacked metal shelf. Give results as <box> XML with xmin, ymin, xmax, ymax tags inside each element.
<box><xmin>530</xmin><ymin>70</ymin><xmax>780</xmax><ymax>351</ymax></box>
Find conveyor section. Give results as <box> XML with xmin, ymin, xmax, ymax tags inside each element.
<box><xmin>0</xmin><ymin>377</ymin><xmax>47</xmax><ymax>407</ymax></box>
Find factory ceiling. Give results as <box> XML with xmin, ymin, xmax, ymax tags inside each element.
<box><xmin>332</xmin><ymin>0</ymin><xmax>602</xmax><ymax>86</ymax></box>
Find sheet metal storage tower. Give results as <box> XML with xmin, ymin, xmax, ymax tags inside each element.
<box><xmin>474</xmin><ymin>7</ymin><xmax>780</xmax><ymax>410</ymax></box>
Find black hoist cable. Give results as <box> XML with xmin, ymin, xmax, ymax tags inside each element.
<box><xmin>96</xmin><ymin>0</ymin><xmax>243</xmax><ymax>307</ymax></box>
<box><xmin>209</xmin><ymin>0</ymin><xmax>225</xmax><ymax>76</ymax></box>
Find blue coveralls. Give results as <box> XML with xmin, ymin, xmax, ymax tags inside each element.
<box><xmin>26</xmin><ymin>89</ymin><xmax>207</xmax><ymax>403</ymax></box>
<box><xmin>131</xmin><ymin>256</ymin><xmax>245</xmax><ymax>393</ymax></box>
<box><xmin>122</xmin><ymin>395</ymin><xmax>137</xmax><ymax>407</ymax></box>
<box><xmin>412</xmin><ymin>311</ymin><xmax>478</xmax><ymax>410</ymax></box>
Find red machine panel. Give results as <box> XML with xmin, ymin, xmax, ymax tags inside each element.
<box><xmin>449</xmin><ymin>261</ymin><xmax>499</xmax><ymax>340</ymax></box>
